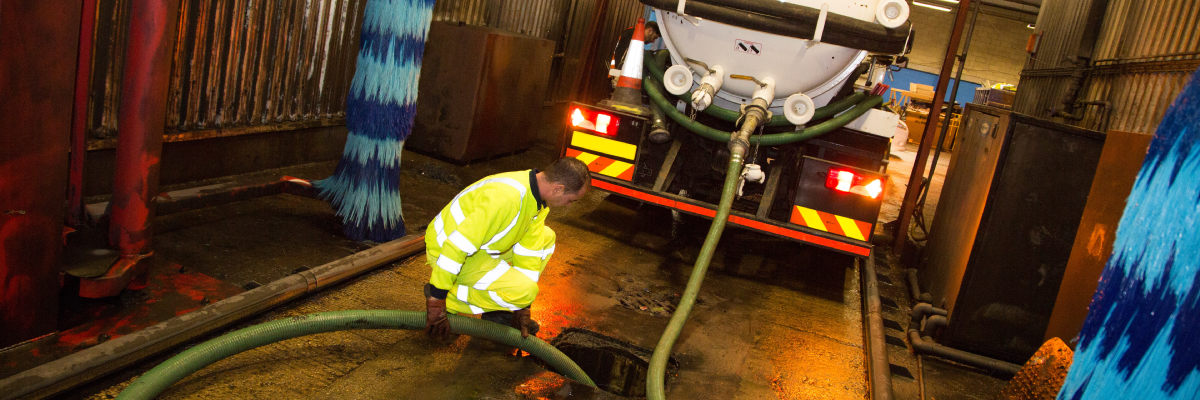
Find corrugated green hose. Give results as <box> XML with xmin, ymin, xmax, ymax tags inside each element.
<box><xmin>643</xmin><ymin>71</ymin><xmax>884</xmax><ymax>146</ymax></box>
<box><xmin>646</xmin><ymin>154</ymin><xmax>744</xmax><ymax>400</ymax></box>
<box><xmin>117</xmin><ymin>310</ymin><xmax>595</xmax><ymax>399</ymax></box>
<box><xmin>643</xmin><ymin>50</ymin><xmax>867</xmax><ymax>127</ymax></box>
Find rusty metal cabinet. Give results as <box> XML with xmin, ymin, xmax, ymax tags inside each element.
<box><xmin>920</xmin><ymin>104</ymin><xmax>1105</xmax><ymax>362</ymax></box>
<box><xmin>409</xmin><ymin>22</ymin><xmax>555</xmax><ymax>163</ymax></box>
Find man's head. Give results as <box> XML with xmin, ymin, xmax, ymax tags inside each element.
<box><xmin>538</xmin><ymin>158</ymin><xmax>591</xmax><ymax>207</ymax></box>
<box><xmin>644</xmin><ymin>21</ymin><xmax>660</xmax><ymax>44</ymax></box>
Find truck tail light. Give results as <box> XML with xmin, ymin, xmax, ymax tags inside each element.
<box><xmin>826</xmin><ymin>168</ymin><xmax>883</xmax><ymax>199</ymax></box>
<box><xmin>569</xmin><ymin>107</ymin><xmax>618</xmax><ymax>136</ymax></box>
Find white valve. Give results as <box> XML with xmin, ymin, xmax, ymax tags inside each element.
<box><xmin>737</xmin><ymin>163</ymin><xmax>766</xmax><ymax>197</ymax></box>
<box><xmin>876</xmin><ymin>0</ymin><xmax>909</xmax><ymax>29</ymax></box>
<box><xmin>743</xmin><ymin>163</ymin><xmax>765</xmax><ymax>183</ymax></box>
<box><xmin>783</xmin><ymin>92</ymin><xmax>816</xmax><ymax>125</ymax></box>
<box><xmin>690</xmin><ymin>65</ymin><xmax>725</xmax><ymax>111</ymax></box>
<box><xmin>663</xmin><ymin>64</ymin><xmax>694</xmax><ymax>95</ymax></box>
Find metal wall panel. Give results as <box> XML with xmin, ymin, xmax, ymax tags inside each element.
<box><xmin>83</xmin><ymin>0</ymin><xmax>644</xmax><ymax>146</ymax></box>
<box><xmin>434</xmin><ymin>0</ymin><xmax>644</xmax><ymax>103</ymax></box>
<box><xmin>1015</xmin><ymin>0</ymin><xmax>1200</xmax><ymax>134</ymax></box>
<box><xmin>87</xmin><ymin>0</ymin><xmax>366</xmax><ymax>149</ymax></box>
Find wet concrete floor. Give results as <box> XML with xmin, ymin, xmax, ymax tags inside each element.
<box><xmin>65</xmin><ymin>140</ymin><xmax>1004</xmax><ymax>399</ymax></box>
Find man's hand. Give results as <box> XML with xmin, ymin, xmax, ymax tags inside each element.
<box><xmin>512</xmin><ymin>308</ymin><xmax>535</xmax><ymax>338</ymax></box>
<box><xmin>425</xmin><ymin>296</ymin><xmax>451</xmax><ymax>340</ymax></box>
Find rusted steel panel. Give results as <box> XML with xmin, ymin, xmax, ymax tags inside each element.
<box><xmin>1044</xmin><ymin>130</ymin><xmax>1152</xmax><ymax>345</ymax></box>
<box><xmin>0</xmin><ymin>0</ymin><xmax>82</xmax><ymax>346</ymax></box>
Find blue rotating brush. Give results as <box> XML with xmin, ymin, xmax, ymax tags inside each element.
<box><xmin>316</xmin><ymin>0</ymin><xmax>436</xmax><ymax>242</ymax></box>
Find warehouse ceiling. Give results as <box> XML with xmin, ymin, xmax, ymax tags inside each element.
<box><xmin>920</xmin><ymin>0</ymin><xmax>1041</xmax><ymax>24</ymax></box>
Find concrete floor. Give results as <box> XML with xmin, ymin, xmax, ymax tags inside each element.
<box><xmin>62</xmin><ymin>139</ymin><xmax>1007</xmax><ymax>399</ymax></box>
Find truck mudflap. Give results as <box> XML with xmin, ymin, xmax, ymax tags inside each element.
<box><xmin>589</xmin><ymin>176</ymin><xmax>873</xmax><ymax>257</ymax></box>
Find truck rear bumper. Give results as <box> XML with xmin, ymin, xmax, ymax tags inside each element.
<box><xmin>590</xmin><ymin>177</ymin><xmax>873</xmax><ymax>257</ymax></box>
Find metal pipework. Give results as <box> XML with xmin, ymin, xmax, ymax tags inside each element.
<box><xmin>728</xmin><ymin>75</ymin><xmax>775</xmax><ymax>155</ymax></box>
<box><xmin>688</xmin><ymin>61</ymin><xmax>725</xmax><ymax>111</ymax></box>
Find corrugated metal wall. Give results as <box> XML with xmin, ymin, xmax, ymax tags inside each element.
<box><xmin>84</xmin><ymin>0</ymin><xmax>644</xmax><ymax>147</ymax></box>
<box><xmin>1014</xmin><ymin>0</ymin><xmax>1200</xmax><ymax>133</ymax></box>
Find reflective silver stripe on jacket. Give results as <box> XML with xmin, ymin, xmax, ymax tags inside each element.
<box><xmin>473</xmin><ymin>260</ymin><xmax>512</xmax><ymax>290</ymax></box>
<box><xmin>513</xmin><ymin>243</ymin><xmax>554</xmax><ymax>259</ymax></box>
<box><xmin>436</xmin><ymin>255</ymin><xmax>462</xmax><ymax>275</ymax></box>
<box><xmin>457</xmin><ymin>285</ymin><xmax>484</xmax><ymax>314</ymax></box>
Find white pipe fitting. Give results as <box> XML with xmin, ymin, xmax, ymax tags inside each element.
<box><xmin>663</xmin><ymin>64</ymin><xmax>694</xmax><ymax>96</ymax></box>
<box><xmin>689</xmin><ymin>65</ymin><xmax>725</xmax><ymax>111</ymax></box>
<box><xmin>752</xmin><ymin>77</ymin><xmax>776</xmax><ymax>105</ymax></box>
<box><xmin>783</xmin><ymin>92</ymin><xmax>816</xmax><ymax>125</ymax></box>
<box><xmin>876</xmin><ymin>0</ymin><xmax>909</xmax><ymax>29</ymax></box>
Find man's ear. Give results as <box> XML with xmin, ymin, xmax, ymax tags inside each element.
<box><xmin>552</xmin><ymin>183</ymin><xmax>566</xmax><ymax>195</ymax></box>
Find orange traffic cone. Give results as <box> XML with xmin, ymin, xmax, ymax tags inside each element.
<box><xmin>611</xmin><ymin>18</ymin><xmax>646</xmax><ymax>108</ymax></box>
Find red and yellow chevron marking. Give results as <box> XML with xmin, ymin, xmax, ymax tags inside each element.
<box><xmin>566</xmin><ymin>148</ymin><xmax>635</xmax><ymax>181</ymax></box>
<box><xmin>789</xmin><ymin>206</ymin><xmax>873</xmax><ymax>242</ymax></box>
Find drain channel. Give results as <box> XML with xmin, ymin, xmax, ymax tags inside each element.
<box><xmin>551</xmin><ymin>328</ymin><xmax>678</xmax><ymax>397</ymax></box>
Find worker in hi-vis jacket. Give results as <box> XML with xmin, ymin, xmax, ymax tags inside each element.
<box><xmin>424</xmin><ymin>158</ymin><xmax>590</xmax><ymax>340</ymax></box>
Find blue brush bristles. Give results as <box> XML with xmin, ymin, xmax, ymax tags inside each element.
<box><xmin>316</xmin><ymin>0</ymin><xmax>436</xmax><ymax>242</ymax></box>
<box><xmin>1058</xmin><ymin>68</ymin><xmax>1200</xmax><ymax>399</ymax></box>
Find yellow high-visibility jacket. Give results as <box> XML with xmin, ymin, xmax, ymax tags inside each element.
<box><xmin>426</xmin><ymin>170</ymin><xmax>555</xmax><ymax>314</ymax></box>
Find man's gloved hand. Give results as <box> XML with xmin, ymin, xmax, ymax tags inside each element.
<box><xmin>425</xmin><ymin>296</ymin><xmax>450</xmax><ymax>340</ymax></box>
<box><xmin>512</xmin><ymin>308</ymin><xmax>535</xmax><ymax>338</ymax></box>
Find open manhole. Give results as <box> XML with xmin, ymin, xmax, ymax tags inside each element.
<box><xmin>551</xmin><ymin>328</ymin><xmax>679</xmax><ymax>397</ymax></box>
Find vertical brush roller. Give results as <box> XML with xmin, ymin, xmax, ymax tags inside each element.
<box><xmin>1058</xmin><ymin>68</ymin><xmax>1200</xmax><ymax>399</ymax></box>
<box><xmin>316</xmin><ymin>0</ymin><xmax>436</xmax><ymax>242</ymax></box>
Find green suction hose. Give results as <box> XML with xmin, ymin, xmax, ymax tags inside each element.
<box><xmin>644</xmin><ymin>73</ymin><xmax>884</xmax><ymax>146</ymax></box>
<box><xmin>644</xmin><ymin>50</ymin><xmax>867</xmax><ymax>127</ymax></box>
<box><xmin>117</xmin><ymin>310</ymin><xmax>594</xmax><ymax>399</ymax></box>
<box><xmin>646</xmin><ymin>153</ymin><xmax>745</xmax><ymax>400</ymax></box>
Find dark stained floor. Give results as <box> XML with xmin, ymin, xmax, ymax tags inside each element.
<box><xmin>43</xmin><ymin>140</ymin><xmax>1007</xmax><ymax>399</ymax></box>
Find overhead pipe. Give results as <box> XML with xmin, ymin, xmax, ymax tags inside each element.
<box><xmin>0</xmin><ymin>235</ymin><xmax>425</xmax><ymax>400</ymax></box>
<box><xmin>67</xmin><ymin>0</ymin><xmax>99</xmax><ymax>227</ymax></box>
<box><xmin>893</xmin><ymin>0</ymin><xmax>973</xmax><ymax>255</ymax></box>
<box><xmin>84</xmin><ymin>0</ymin><xmax>182</xmax><ymax>298</ymax></box>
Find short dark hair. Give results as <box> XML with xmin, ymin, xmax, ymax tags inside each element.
<box><xmin>645</xmin><ymin>21</ymin><xmax>659</xmax><ymax>35</ymax></box>
<box><xmin>543</xmin><ymin>158</ymin><xmax>590</xmax><ymax>193</ymax></box>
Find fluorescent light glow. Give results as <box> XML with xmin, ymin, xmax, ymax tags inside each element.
<box><xmin>913</xmin><ymin>1</ymin><xmax>952</xmax><ymax>11</ymax></box>
<box><xmin>1027</xmin><ymin>23</ymin><xmax>1036</xmax><ymax>29</ymax></box>
<box><xmin>934</xmin><ymin>0</ymin><xmax>959</xmax><ymax>3</ymax></box>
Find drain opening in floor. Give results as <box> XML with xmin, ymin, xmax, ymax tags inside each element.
<box><xmin>551</xmin><ymin>328</ymin><xmax>679</xmax><ymax>397</ymax></box>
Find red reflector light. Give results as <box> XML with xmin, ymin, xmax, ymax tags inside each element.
<box><xmin>567</xmin><ymin>107</ymin><xmax>618</xmax><ymax>136</ymax></box>
<box><xmin>826</xmin><ymin>168</ymin><xmax>883</xmax><ymax>199</ymax></box>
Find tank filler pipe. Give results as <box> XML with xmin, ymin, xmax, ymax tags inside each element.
<box><xmin>644</xmin><ymin>73</ymin><xmax>882</xmax><ymax>146</ymax></box>
<box><xmin>645</xmin><ymin>50</ymin><xmax>867</xmax><ymax>127</ymax></box>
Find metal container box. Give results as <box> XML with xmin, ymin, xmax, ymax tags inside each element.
<box><xmin>920</xmin><ymin>104</ymin><xmax>1105</xmax><ymax>362</ymax></box>
<box><xmin>409</xmin><ymin>22</ymin><xmax>555</xmax><ymax>162</ymax></box>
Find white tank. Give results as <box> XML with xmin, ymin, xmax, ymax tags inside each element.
<box><xmin>653</xmin><ymin>0</ymin><xmax>908</xmax><ymax>113</ymax></box>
